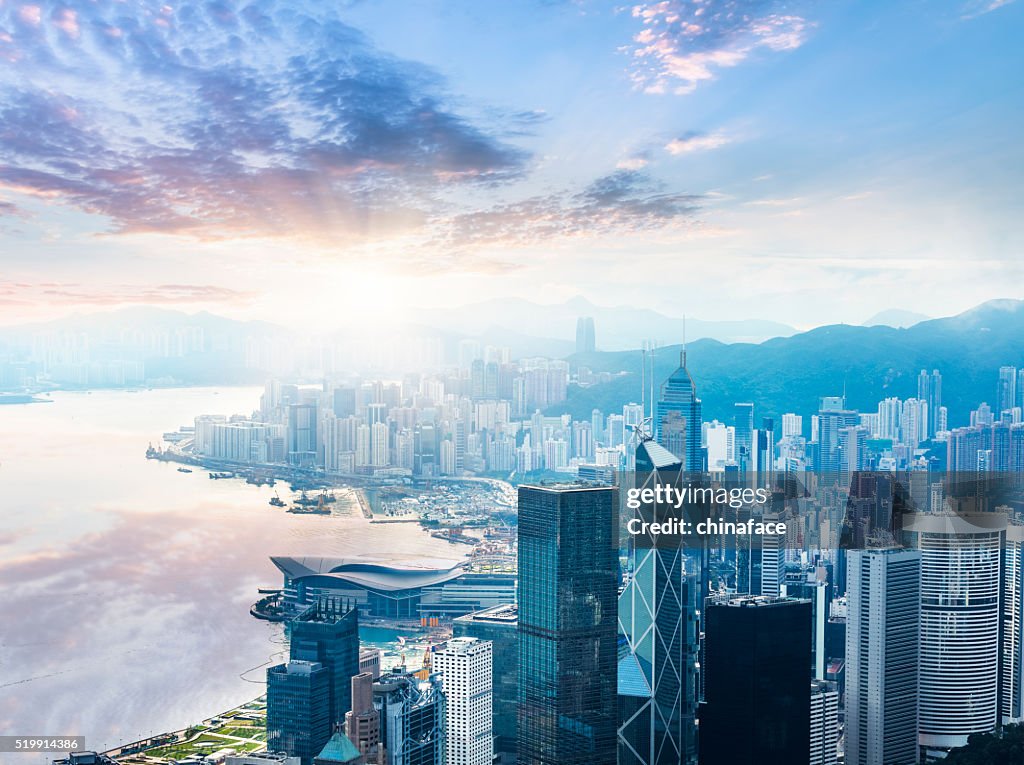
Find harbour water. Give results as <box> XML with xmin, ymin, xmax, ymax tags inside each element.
<box><xmin>0</xmin><ymin>388</ymin><xmax>460</xmax><ymax>762</ymax></box>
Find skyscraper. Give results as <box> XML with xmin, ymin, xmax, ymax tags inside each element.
<box><xmin>618</xmin><ymin>440</ymin><xmax>698</xmax><ymax>765</ymax></box>
<box><xmin>289</xmin><ymin>599</ymin><xmax>361</xmax><ymax>732</ymax></box>
<box><xmin>699</xmin><ymin>596</ymin><xmax>811</xmax><ymax>765</ymax></box>
<box><xmin>434</xmin><ymin>638</ymin><xmax>493</xmax><ymax>765</ymax></box>
<box><xmin>575</xmin><ymin>317</ymin><xmax>596</xmax><ymax>354</ymax></box>
<box><xmin>817</xmin><ymin>398</ymin><xmax>858</xmax><ymax>476</ymax></box>
<box><xmin>733</xmin><ymin>402</ymin><xmax>754</xmax><ymax>473</ymax></box>
<box><xmin>345</xmin><ymin>672</ymin><xmax>381</xmax><ymax>762</ymax></box>
<box><xmin>267</xmin><ymin>660</ymin><xmax>332</xmax><ymax>765</ymax></box>
<box><xmin>809</xmin><ymin>680</ymin><xmax>839</xmax><ymax>765</ymax></box>
<box><xmin>453</xmin><ymin>604</ymin><xmax>518</xmax><ymax>759</ymax></box>
<box><xmin>917</xmin><ymin>369</ymin><xmax>942</xmax><ymax>438</ymax></box>
<box><xmin>1003</xmin><ymin>524</ymin><xmax>1024</xmax><ymax>724</ymax></box>
<box><xmin>654</xmin><ymin>352</ymin><xmax>703</xmax><ymax>471</ymax></box>
<box><xmin>903</xmin><ymin>512</ymin><xmax>1007</xmax><ymax>755</ymax></box>
<box><xmin>998</xmin><ymin>366</ymin><xmax>1018</xmax><ymax>416</ymax></box>
<box><xmin>375</xmin><ymin>671</ymin><xmax>446</xmax><ymax>765</ymax></box>
<box><xmin>845</xmin><ymin>548</ymin><xmax>921</xmax><ymax>765</ymax></box>
<box><xmin>517</xmin><ymin>484</ymin><xmax>619</xmax><ymax>765</ymax></box>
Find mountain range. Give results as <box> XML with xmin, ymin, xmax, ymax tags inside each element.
<box><xmin>562</xmin><ymin>299</ymin><xmax>1024</xmax><ymax>428</ymax></box>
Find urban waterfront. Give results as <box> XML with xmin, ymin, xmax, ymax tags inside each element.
<box><xmin>0</xmin><ymin>387</ymin><xmax>458</xmax><ymax>763</ymax></box>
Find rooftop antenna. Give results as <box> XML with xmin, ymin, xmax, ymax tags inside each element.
<box><xmin>641</xmin><ymin>342</ymin><xmax>646</xmax><ymax>422</ymax></box>
<box><xmin>682</xmin><ymin>313</ymin><xmax>687</xmax><ymax>368</ymax></box>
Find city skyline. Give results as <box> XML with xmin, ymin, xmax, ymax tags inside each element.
<box><xmin>1</xmin><ymin>1</ymin><xmax>1023</xmax><ymax>329</ymax></box>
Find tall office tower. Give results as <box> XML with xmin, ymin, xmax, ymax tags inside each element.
<box><xmin>998</xmin><ymin>366</ymin><xmax>1018</xmax><ymax>416</ymax></box>
<box><xmin>374</xmin><ymin>671</ymin><xmax>446</xmax><ymax>765</ymax></box>
<box><xmin>453</xmin><ymin>605</ymin><xmax>518</xmax><ymax>760</ymax></box>
<box><xmin>917</xmin><ymin>369</ymin><xmax>942</xmax><ymax>438</ymax></box>
<box><xmin>517</xmin><ymin>484</ymin><xmax>619</xmax><ymax>765</ymax></box>
<box><xmin>844</xmin><ymin>548</ymin><xmax>921</xmax><ymax>765</ymax></box>
<box><xmin>732</xmin><ymin>402</ymin><xmax>754</xmax><ymax>472</ymax></box>
<box><xmin>904</xmin><ymin>512</ymin><xmax>1007</xmax><ymax>755</ymax></box>
<box><xmin>289</xmin><ymin>599</ymin><xmax>361</xmax><ymax>732</ymax></box>
<box><xmin>782</xmin><ymin>413</ymin><xmax>803</xmax><ymax>439</ymax></box>
<box><xmin>1004</xmin><ymin>524</ymin><xmax>1024</xmax><ymax>724</ymax></box>
<box><xmin>654</xmin><ymin>352</ymin><xmax>704</xmax><ymax>471</ymax></box>
<box><xmin>817</xmin><ymin>398</ymin><xmax>859</xmax><ymax>476</ymax></box>
<box><xmin>618</xmin><ymin>440</ymin><xmax>698</xmax><ymax>765</ymax></box>
<box><xmin>267</xmin><ymin>660</ymin><xmax>332</xmax><ymax>765</ymax></box>
<box><xmin>288</xmin><ymin>403</ymin><xmax>319</xmax><ymax>466</ymax></box>
<box><xmin>809</xmin><ymin>680</ymin><xmax>839</xmax><ymax>765</ymax></box>
<box><xmin>434</xmin><ymin>638</ymin><xmax>494</xmax><ymax>765</ymax></box>
<box><xmin>699</xmin><ymin>596</ymin><xmax>811</xmax><ymax>765</ymax></box>
<box><xmin>575</xmin><ymin>316</ymin><xmax>596</xmax><ymax>354</ymax></box>
<box><xmin>345</xmin><ymin>672</ymin><xmax>381</xmax><ymax>762</ymax></box>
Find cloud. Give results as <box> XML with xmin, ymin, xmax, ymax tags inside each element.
<box><xmin>0</xmin><ymin>1</ymin><xmax>529</xmax><ymax>241</ymax></box>
<box><xmin>665</xmin><ymin>131</ymin><xmax>731</xmax><ymax>154</ymax></box>
<box><xmin>433</xmin><ymin>169</ymin><xmax>702</xmax><ymax>250</ymax></box>
<box><xmin>629</xmin><ymin>1</ymin><xmax>812</xmax><ymax>94</ymax></box>
<box><xmin>0</xmin><ymin>281</ymin><xmax>254</xmax><ymax>308</ymax></box>
<box><xmin>962</xmin><ymin>0</ymin><xmax>1016</xmax><ymax>18</ymax></box>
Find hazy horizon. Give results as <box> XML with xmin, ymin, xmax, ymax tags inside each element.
<box><xmin>2</xmin><ymin>0</ymin><xmax>1022</xmax><ymax>330</ymax></box>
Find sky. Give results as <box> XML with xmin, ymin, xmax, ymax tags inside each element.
<box><xmin>0</xmin><ymin>0</ymin><xmax>1022</xmax><ymax>331</ymax></box>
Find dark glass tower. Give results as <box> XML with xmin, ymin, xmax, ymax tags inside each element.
<box><xmin>267</xmin><ymin>660</ymin><xmax>332</xmax><ymax>765</ymax></box>
<box><xmin>618</xmin><ymin>440</ymin><xmax>698</xmax><ymax>765</ymax></box>
<box><xmin>517</xmin><ymin>484</ymin><xmax>619</xmax><ymax>765</ymax></box>
<box><xmin>288</xmin><ymin>598</ymin><xmax>360</xmax><ymax>731</ymax></box>
<box><xmin>654</xmin><ymin>352</ymin><xmax>703</xmax><ymax>472</ymax></box>
<box><xmin>699</xmin><ymin>596</ymin><xmax>811</xmax><ymax>765</ymax></box>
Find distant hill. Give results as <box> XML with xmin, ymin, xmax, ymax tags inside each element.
<box><xmin>419</xmin><ymin>296</ymin><xmax>797</xmax><ymax>349</ymax></box>
<box><xmin>862</xmin><ymin>308</ymin><xmax>930</xmax><ymax>328</ymax></box>
<box><xmin>559</xmin><ymin>299</ymin><xmax>1024</xmax><ymax>429</ymax></box>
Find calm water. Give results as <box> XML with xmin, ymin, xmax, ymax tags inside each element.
<box><xmin>0</xmin><ymin>388</ymin><xmax>458</xmax><ymax>761</ymax></box>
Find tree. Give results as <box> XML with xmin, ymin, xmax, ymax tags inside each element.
<box><xmin>942</xmin><ymin>724</ymin><xmax>1024</xmax><ymax>764</ymax></box>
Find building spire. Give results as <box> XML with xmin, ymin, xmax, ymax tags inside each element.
<box><xmin>681</xmin><ymin>314</ymin><xmax>687</xmax><ymax>368</ymax></box>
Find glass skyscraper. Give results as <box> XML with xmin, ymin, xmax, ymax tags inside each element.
<box><xmin>654</xmin><ymin>351</ymin><xmax>703</xmax><ymax>472</ymax></box>
<box><xmin>699</xmin><ymin>596</ymin><xmax>812</xmax><ymax>765</ymax></box>
<box><xmin>517</xmin><ymin>484</ymin><xmax>619</xmax><ymax>765</ymax></box>
<box><xmin>267</xmin><ymin>660</ymin><xmax>332</xmax><ymax>765</ymax></box>
<box><xmin>618</xmin><ymin>439</ymin><xmax>698</xmax><ymax>765</ymax></box>
<box><xmin>288</xmin><ymin>598</ymin><xmax>360</xmax><ymax>731</ymax></box>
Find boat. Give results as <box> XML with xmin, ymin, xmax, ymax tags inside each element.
<box><xmin>287</xmin><ymin>505</ymin><xmax>330</xmax><ymax>515</ymax></box>
<box><xmin>177</xmin><ymin>467</ymin><xmax>193</xmax><ymax>473</ymax></box>
<box><xmin>208</xmin><ymin>471</ymin><xmax>234</xmax><ymax>480</ymax></box>
<box><xmin>269</xmin><ymin>493</ymin><xmax>286</xmax><ymax>508</ymax></box>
